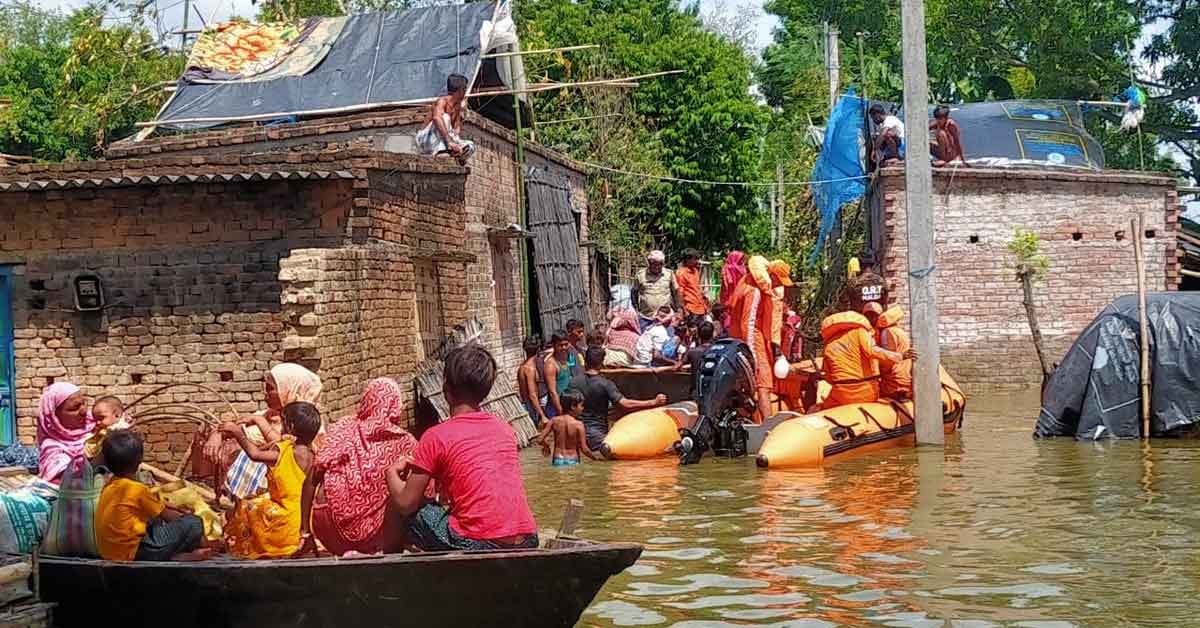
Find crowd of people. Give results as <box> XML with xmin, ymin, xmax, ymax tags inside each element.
<box><xmin>19</xmin><ymin>245</ymin><xmax>926</xmax><ymax>564</ymax></box>
<box><xmin>29</xmin><ymin>344</ymin><xmax>538</xmax><ymax>562</ymax></box>
<box><xmin>514</xmin><ymin>247</ymin><xmax>922</xmax><ymax>456</ymax></box>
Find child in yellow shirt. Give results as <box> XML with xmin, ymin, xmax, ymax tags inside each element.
<box><xmin>96</xmin><ymin>431</ymin><xmax>207</xmax><ymax>562</ymax></box>
<box><xmin>221</xmin><ymin>401</ymin><xmax>318</xmax><ymax>558</ymax></box>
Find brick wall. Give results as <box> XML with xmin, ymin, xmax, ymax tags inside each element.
<box><xmin>874</xmin><ymin>167</ymin><xmax>1181</xmax><ymax>389</ymax></box>
<box><xmin>3</xmin><ymin>123</ymin><xmax>589</xmax><ymax>457</ymax></box>
<box><xmin>106</xmin><ymin>110</ymin><xmax>592</xmax><ymax>377</ymax></box>
<box><xmin>0</xmin><ymin>179</ymin><xmax>351</xmax><ymax>460</ymax></box>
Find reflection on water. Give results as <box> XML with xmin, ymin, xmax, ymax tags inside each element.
<box><xmin>522</xmin><ymin>391</ymin><xmax>1200</xmax><ymax>627</ymax></box>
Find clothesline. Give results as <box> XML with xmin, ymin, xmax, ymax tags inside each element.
<box><xmin>575</xmin><ymin>159</ymin><xmax>872</xmax><ymax>187</ymax></box>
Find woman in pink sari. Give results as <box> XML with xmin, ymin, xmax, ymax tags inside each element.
<box><xmin>719</xmin><ymin>251</ymin><xmax>748</xmax><ymax>306</ymax></box>
<box><xmin>37</xmin><ymin>382</ymin><xmax>94</xmax><ymax>484</ymax></box>
<box><xmin>295</xmin><ymin>378</ymin><xmax>422</xmax><ymax>556</ymax></box>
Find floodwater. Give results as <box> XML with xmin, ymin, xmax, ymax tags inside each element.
<box><xmin>522</xmin><ymin>391</ymin><xmax>1200</xmax><ymax>628</ymax></box>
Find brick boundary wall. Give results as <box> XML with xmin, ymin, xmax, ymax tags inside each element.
<box><xmin>873</xmin><ymin>166</ymin><xmax>1181</xmax><ymax>390</ymax></box>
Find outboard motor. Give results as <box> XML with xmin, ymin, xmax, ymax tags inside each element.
<box><xmin>675</xmin><ymin>339</ymin><xmax>756</xmax><ymax>465</ymax></box>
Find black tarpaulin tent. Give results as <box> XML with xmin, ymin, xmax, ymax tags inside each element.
<box><xmin>1036</xmin><ymin>293</ymin><xmax>1200</xmax><ymax>439</ymax></box>
<box><xmin>151</xmin><ymin>1</ymin><xmax>523</xmax><ymax>131</ymax></box>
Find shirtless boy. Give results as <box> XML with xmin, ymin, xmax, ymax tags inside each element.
<box><xmin>929</xmin><ymin>105</ymin><xmax>968</xmax><ymax>167</ymax></box>
<box><xmin>535</xmin><ymin>389</ymin><xmax>599</xmax><ymax>466</ymax></box>
<box><xmin>416</xmin><ymin>73</ymin><xmax>476</xmax><ymax>165</ymax></box>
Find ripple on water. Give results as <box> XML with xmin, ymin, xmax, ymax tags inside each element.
<box><xmin>585</xmin><ymin>600</ymin><xmax>667</xmax><ymax>626</ymax></box>
<box><xmin>768</xmin><ymin>565</ymin><xmax>872</xmax><ymax>588</ymax></box>
<box><xmin>626</xmin><ymin>564</ymin><xmax>662</xmax><ymax>576</ymax></box>
<box><xmin>858</xmin><ymin>552</ymin><xmax>917</xmax><ymax>564</ymax></box>
<box><xmin>647</xmin><ymin>537</ymin><xmax>685</xmax><ymax>544</ymax></box>
<box><xmin>670</xmin><ymin>621</ymin><xmax>835</xmax><ymax>628</ymax></box>
<box><xmin>664</xmin><ymin>593</ymin><xmax>812</xmax><ymax>609</ymax></box>
<box><xmin>738</xmin><ymin>534</ymin><xmax>816</xmax><ymax>546</ymax></box>
<box><xmin>833</xmin><ymin>589</ymin><xmax>888</xmax><ymax>602</ymax></box>
<box><xmin>641</xmin><ymin>547</ymin><xmax>718</xmax><ymax>561</ymax></box>
<box><xmin>935</xmin><ymin>583</ymin><xmax>1065</xmax><ymax>599</ymax></box>
<box><xmin>1020</xmin><ymin>563</ymin><xmax>1084</xmax><ymax>575</ymax></box>
<box><xmin>627</xmin><ymin>574</ymin><xmax>768</xmax><ymax>596</ymax></box>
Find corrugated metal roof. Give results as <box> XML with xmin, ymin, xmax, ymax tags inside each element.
<box><xmin>0</xmin><ymin>170</ymin><xmax>355</xmax><ymax>192</ymax></box>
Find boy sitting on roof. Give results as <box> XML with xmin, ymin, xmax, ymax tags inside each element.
<box><xmin>416</xmin><ymin>73</ymin><xmax>476</xmax><ymax>166</ymax></box>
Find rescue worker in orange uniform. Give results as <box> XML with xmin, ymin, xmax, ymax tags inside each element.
<box><xmin>727</xmin><ymin>256</ymin><xmax>793</xmax><ymax>422</ymax></box>
<box><xmin>818</xmin><ymin>303</ymin><xmax>916</xmax><ymax>409</ymax></box>
<box><xmin>870</xmin><ymin>305</ymin><xmax>913</xmax><ymax>400</ymax></box>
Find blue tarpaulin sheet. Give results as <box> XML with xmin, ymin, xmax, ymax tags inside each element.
<box><xmin>809</xmin><ymin>91</ymin><xmax>867</xmax><ymax>265</ymax></box>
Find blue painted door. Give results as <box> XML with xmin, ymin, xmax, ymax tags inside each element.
<box><xmin>0</xmin><ymin>267</ymin><xmax>13</xmax><ymax>444</ymax></box>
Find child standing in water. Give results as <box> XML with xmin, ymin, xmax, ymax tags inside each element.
<box><xmin>221</xmin><ymin>401</ymin><xmax>320</xmax><ymax>558</ymax></box>
<box><xmin>536</xmin><ymin>389</ymin><xmax>599</xmax><ymax>466</ymax></box>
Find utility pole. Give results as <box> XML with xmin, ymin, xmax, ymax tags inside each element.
<box><xmin>771</xmin><ymin>164</ymin><xmax>783</xmax><ymax>247</ymax></box>
<box><xmin>901</xmin><ymin>0</ymin><xmax>944</xmax><ymax>446</ymax></box>
<box><xmin>180</xmin><ymin>0</ymin><xmax>190</xmax><ymax>51</ymax></box>
<box><xmin>825</xmin><ymin>23</ymin><xmax>840</xmax><ymax>112</ymax></box>
<box><xmin>856</xmin><ymin>31</ymin><xmax>869</xmax><ymax>102</ymax></box>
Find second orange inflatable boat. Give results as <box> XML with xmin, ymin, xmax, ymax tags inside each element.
<box><xmin>755</xmin><ymin>368</ymin><xmax>966</xmax><ymax>468</ymax></box>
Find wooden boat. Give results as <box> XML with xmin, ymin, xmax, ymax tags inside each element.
<box><xmin>36</xmin><ymin>540</ymin><xmax>641</xmax><ymax>628</ymax></box>
<box><xmin>755</xmin><ymin>367</ymin><xmax>967</xmax><ymax>469</ymax></box>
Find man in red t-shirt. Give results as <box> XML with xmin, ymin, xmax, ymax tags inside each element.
<box><xmin>387</xmin><ymin>344</ymin><xmax>538</xmax><ymax>551</ymax></box>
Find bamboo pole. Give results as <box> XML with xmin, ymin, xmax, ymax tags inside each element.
<box><xmin>137</xmin><ymin>72</ymin><xmax>676</xmax><ymax>127</ymax></box>
<box><xmin>482</xmin><ymin>44</ymin><xmax>599</xmax><ymax>59</ymax></box>
<box><xmin>1133</xmin><ymin>214</ymin><xmax>1151</xmax><ymax>437</ymax></box>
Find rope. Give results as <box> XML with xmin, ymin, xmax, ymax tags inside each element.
<box><xmin>909</xmin><ymin>264</ymin><xmax>936</xmax><ymax>279</ymax></box>
<box><xmin>577</xmin><ymin>159</ymin><xmax>871</xmax><ymax>188</ymax></box>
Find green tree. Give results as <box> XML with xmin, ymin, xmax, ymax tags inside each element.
<box><xmin>517</xmin><ymin>0</ymin><xmax>770</xmax><ymax>254</ymax></box>
<box><xmin>760</xmin><ymin>0</ymin><xmax>1196</xmax><ymax>182</ymax></box>
<box><xmin>0</xmin><ymin>2</ymin><xmax>183</xmax><ymax>161</ymax></box>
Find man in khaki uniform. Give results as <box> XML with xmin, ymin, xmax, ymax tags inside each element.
<box><xmin>633</xmin><ymin>250</ymin><xmax>678</xmax><ymax>329</ymax></box>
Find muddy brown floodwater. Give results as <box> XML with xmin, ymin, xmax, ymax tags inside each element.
<box><xmin>522</xmin><ymin>390</ymin><xmax>1200</xmax><ymax>627</ymax></box>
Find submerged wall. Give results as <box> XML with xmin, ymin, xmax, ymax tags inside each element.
<box><xmin>872</xmin><ymin>167</ymin><xmax>1182</xmax><ymax>389</ymax></box>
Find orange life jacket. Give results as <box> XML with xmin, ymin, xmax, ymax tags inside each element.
<box><xmin>874</xmin><ymin>307</ymin><xmax>913</xmax><ymax>398</ymax></box>
<box><xmin>820</xmin><ymin>312</ymin><xmax>880</xmax><ymax>406</ymax></box>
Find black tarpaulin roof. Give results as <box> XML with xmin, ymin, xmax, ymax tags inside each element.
<box><xmin>153</xmin><ymin>1</ymin><xmax>516</xmax><ymax>130</ymax></box>
<box><xmin>1036</xmin><ymin>293</ymin><xmax>1200</xmax><ymax>439</ymax></box>
<box><xmin>868</xmin><ymin>99</ymin><xmax>1106</xmax><ymax>169</ymax></box>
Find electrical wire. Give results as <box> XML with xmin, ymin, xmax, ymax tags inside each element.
<box><xmin>577</xmin><ymin>159</ymin><xmax>870</xmax><ymax>187</ymax></box>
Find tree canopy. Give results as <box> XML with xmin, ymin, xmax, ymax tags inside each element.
<box><xmin>759</xmin><ymin>0</ymin><xmax>1197</xmax><ymax>181</ymax></box>
<box><xmin>516</xmin><ymin>0</ymin><xmax>771</xmax><ymax>254</ymax></box>
<box><xmin>0</xmin><ymin>2</ymin><xmax>183</xmax><ymax>161</ymax></box>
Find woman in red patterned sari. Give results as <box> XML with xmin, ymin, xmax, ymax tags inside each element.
<box><xmin>294</xmin><ymin>378</ymin><xmax>422</xmax><ymax>556</ymax></box>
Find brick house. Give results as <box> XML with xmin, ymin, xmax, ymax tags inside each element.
<box><xmin>870</xmin><ymin>166</ymin><xmax>1182</xmax><ymax>389</ymax></box>
<box><xmin>0</xmin><ymin>110</ymin><xmax>588</xmax><ymax>460</ymax></box>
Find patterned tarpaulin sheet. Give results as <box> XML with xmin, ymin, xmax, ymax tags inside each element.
<box><xmin>187</xmin><ymin>21</ymin><xmax>305</xmax><ymax>79</ymax></box>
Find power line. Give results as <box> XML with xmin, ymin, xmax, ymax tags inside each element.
<box><xmin>577</xmin><ymin>159</ymin><xmax>870</xmax><ymax>187</ymax></box>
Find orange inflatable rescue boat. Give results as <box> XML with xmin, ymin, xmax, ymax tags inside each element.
<box><xmin>602</xmin><ymin>402</ymin><xmax>700</xmax><ymax>460</ymax></box>
<box><xmin>755</xmin><ymin>368</ymin><xmax>966</xmax><ymax>469</ymax></box>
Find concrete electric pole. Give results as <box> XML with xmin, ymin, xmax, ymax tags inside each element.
<box><xmin>900</xmin><ymin>0</ymin><xmax>944</xmax><ymax>446</ymax></box>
